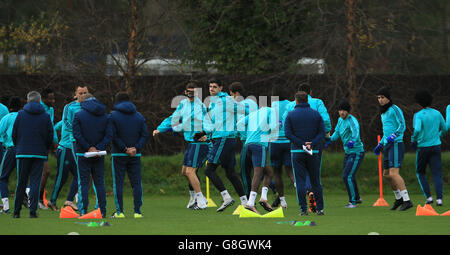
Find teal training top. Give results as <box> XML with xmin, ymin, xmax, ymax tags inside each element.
<box><xmin>271</xmin><ymin>100</ymin><xmax>291</xmax><ymax>143</ymax></box>
<box><xmin>411</xmin><ymin>107</ymin><xmax>446</xmax><ymax>148</ymax></box>
<box><xmin>157</xmin><ymin>97</ymin><xmax>209</xmax><ymax>142</ymax></box>
<box><xmin>238</xmin><ymin>98</ymin><xmax>258</xmax><ymax>141</ymax></box>
<box><xmin>380</xmin><ymin>104</ymin><xmax>406</xmax><ymax>146</ymax></box>
<box><xmin>0</xmin><ymin>103</ymin><xmax>9</xmax><ymax>123</ymax></box>
<box><xmin>0</xmin><ymin>112</ymin><xmax>18</xmax><ymax>148</ymax></box>
<box><xmin>330</xmin><ymin>114</ymin><xmax>364</xmax><ymax>154</ymax></box>
<box><xmin>237</xmin><ymin>107</ymin><xmax>278</xmax><ymax>148</ymax></box>
<box><xmin>446</xmin><ymin>105</ymin><xmax>450</xmax><ymax>131</ymax></box>
<box><xmin>206</xmin><ymin>91</ymin><xmax>244</xmax><ymax>139</ymax></box>
<box><xmin>41</xmin><ymin>100</ymin><xmax>58</xmax><ymax>144</ymax></box>
<box><xmin>282</xmin><ymin>95</ymin><xmax>331</xmax><ymax>133</ymax></box>
<box><xmin>59</xmin><ymin>101</ymin><xmax>81</xmax><ymax>149</ymax></box>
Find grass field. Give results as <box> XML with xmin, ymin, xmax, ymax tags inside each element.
<box><xmin>1</xmin><ymin>152</ymin><xmax>449</xmax><ymax>236</ymax></box>
<box><xmin>1</xmin><ymin>192</ymin><xmax>449</xmax><ymax>235</ymax></box>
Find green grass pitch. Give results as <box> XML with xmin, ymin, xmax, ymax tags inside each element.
<box><xmin>1</xmin><ymin>151</ymin><xmax>449</xmax><ymax>235</ymax></box>
<box><xmin>1</xmin><ymin>192</ymin><xmax>449</xmax><ymax>235</ymax></box>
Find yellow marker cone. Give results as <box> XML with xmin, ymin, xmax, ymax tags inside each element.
<box><xmin>205</xmin><ymin>176</ymin><xmax>217</xmax><ymax>207</ymax></box>
<box><xmin>239</xmin><ymin>207</ymin><xmax>261</xmax><ymax>218</ymax></box>
<box><xmin>261</xmin><ymin>207</ymin><xmax>284</xmax><ymax>218</ymax></box>
<box><xmin>232</xmin><ymin>205</ymin><xmax>243</xmax><ymax>215</ymax></box>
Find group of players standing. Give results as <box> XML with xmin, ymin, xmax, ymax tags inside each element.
<box><xmin>0</xmin><ymin>79</ymin><xmax>448</xmax><ymax>218</ymax></box>
<box><xmin>154</xmin><ymin>79</ymin><xmax>449</xmax><ymax>215</ymax></box>
<box><xmin>0</xmin><ymin>86</ymin><xmax>149</xmax><ymax>218</ymax></box>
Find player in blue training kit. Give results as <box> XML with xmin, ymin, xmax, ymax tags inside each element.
<box><xmin>0</xmin><ymin>97</ymin><xmax>21</xmax><ymax>214</ymax></box>
<box><xmin>109</xmin><ymin>92</ymin><xmax>149</xmax><ymax>218</ymax></box>
<box><xmin>411</xmin><ymin>90</ymin><xmax>447</xmax><ymax>206</ymax></box>
<box><xmin>12</xmin><ymin>91</ymin><xmax>54</xmax><ymax>218</ymax></box>
<box><xmin>282</xmin><ymin>84</ymin><xmax>331</xmax><ymax>212</ymax></box>
<box><xmin>373</xmin><ymin>86</ymin><xmax>413</xmax><ymax>211</ymax></box>
<box><xmin>446</xmin><ymin>105</ymin><xmax>450</xmax><ymax>132</ymax></box>
<box><xmin>228</xmin><ymin>82</ymin><xmax>258</xmax><ymax>198</ymax></box>
<box><xmin>326</xmin><ymin>99</ymin><xmax>364</xmax><ymax>208</ymax></box>
<box><xmin>269</xmin><ymin>86</ymin><xmax>295</xmax><ymax>209</ymax></box>
<box><xmin>72</xmin><ymin>94</ymin><xmax>112</xmax><ymax>218</ymax></box>
<box><xmin>0</xmin><ymin>101</ymin><xmax>9</xmax><ymax>159</ymax></box>
<box><xmin>154</xmin><ymin>82</ymin><xmax>211</xmax><ymax>210</ymax></box>
<box><xmin>284</xmin><ymin>91</ymin><xmax>325</xmax><ymax>216</ymax></box>
<box><xmin>196</xmin><ymin>78</ymin><xmax>247</xmax><ymax>212</ymax></box>
<box><xmin>237</xmin><ymin>106</ymin><xmax>277</xmax><ymax>214</ymax></box>
<box><xmin>47</xmin><ymin>86</ymin><xmax>89</xmax><ymax>212</ymax></box>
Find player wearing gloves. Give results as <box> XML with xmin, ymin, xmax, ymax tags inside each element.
<box><xmin>326</xmin><ymin>99</ymin><xmax>364</xmax><ymax>208</ymax></box>
<box><xmin>373</xmin><ymin>86</ymin><xmax>413</xmax><ymax>211</ymax></box>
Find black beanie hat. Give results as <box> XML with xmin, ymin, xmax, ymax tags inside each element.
<box><xmin>414</xmin><ymin>90</ymin><xmax>432</xmax><ymax>108</ymax></box>
<box><xmin>8</xmin><ymin>96</ymin><xmax>22</xmax><ymax>112</ymax></box>
<box><xmin>338</xmin><ymin>99</ymin><xmax>351</xmax><ymax>112</ymax></box>
<box><xmin>377</xmin><ymin>86</ymin><xmax>391</xmax><ymax>100</ymax></box>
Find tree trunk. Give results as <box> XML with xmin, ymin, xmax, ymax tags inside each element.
<box><xmin>346</xmin><ymin>0</ymin><xmax>358</xmax><ymax>113</ymax></box>
<box><xmin>442</xmin><ymin>1</ymin><xmax>448</xmax><ymax>62</ymax></box>
<box><xmin>126</xmin><ymin>0</ymin><xmax>138</xmax><ymax>97</ymax></box>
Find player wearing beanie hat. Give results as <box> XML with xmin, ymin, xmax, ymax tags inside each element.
<box><xmin>325</xmin><ymin>99</ymin><xmax>364</xmax><ymax>207</ymax></box>
<box><xmin>374</xmin><ymin>87</ymin><xmax>413</xmax><ymax>211</ymax></box>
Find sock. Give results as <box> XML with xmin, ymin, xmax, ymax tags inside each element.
<box><xmin>400</xmin><ymin>189</ymin><xmax>410</xmax><ymax>201</ymax></box>
<box><xmin>2</xmin><ymin>198</ymin><xmax>9</xmax><ymax>211</ymax></box>
<box><xmin>189</xmin><ymin>190</ymin><xmax>195</xmax><ymax>198</ymax></box>
<box><xmin>261</xmin><ymin>187</ymin><xmax>269</xmax><ymax>201</ymax></box>
<box><xmin>240</xmin><ymin>195</ymin><xmax>248</xmax><ymax>205</ymax></box>
<box><xmin>220</xmin><ymin>190</ymin><xmax>232</xmax><ymax>200</ymax></box>
<box><xmin>393</xmin><ymin>189</ymin><xmax>401</xmax><ymax>200</ymax></box>
<box><xmin>280</xmin><ymin>196</ymin><xmax>287</xmax><ymax>207</ymax></box>
<box><xmin>247</xmin><ymin>191</ymin><xmax>257</xmax><ymax>207</ymax></box>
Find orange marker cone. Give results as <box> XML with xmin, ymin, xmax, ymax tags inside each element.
<box><xmin>60</xmin><ymin>207</ymin><xmax>80</xmax><ymax>218</ymax></box>
<box><xmin>373</xmin><ymin>135</ymin><xmax>389</xmax><ymax>207</ymax></box>
<box><xmin>78</xmin><ymin>208</ymin><xmax>102</xmax><ymax>219</ymax></box>
<box><xmin>423</xmin><ymin>204</ymin><xmax>438</xmax><ymax>215</ymax></box>
<box><xmin>64</xmin><ymin>205</ymin><xmax>78</xmax><ymax>215</ymax></box>
<box><xmin>416</xmin><ymin>205</ymin><xmax>439</xmax><ymax>216</ymax></box>
<box><xmin>440</xmin><ymin>210</ymin><xmax>450</xmax><ymax>216</ymax></box>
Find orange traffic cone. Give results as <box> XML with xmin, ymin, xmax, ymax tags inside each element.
<box><xmin>423</xmin><ymin>204</ymin><xmax>438</xmax><ymax>215</ymax></box>
<box><xmin>440</xmin><ymin>210</ymin><xmax>450</xmax><ymax>216</ymax></box>
<box><xmin>416</xmin><ymin>205</ymin><xmax>439</xmax><ymax>216</ymax></box>
<box><xmin>60</xmin><ymin>206</ymin><xmax>80</xmax><ymax>218</ymax></box>
<box><xmin>64</xmin><ymin>205</ymin><xmax>78</xmax><ymax>215</ymax></box>
<box><xmin>373</xmin><ymin>197</ymin><xmax>389</xmax><ymax>206</ymax></box>
<box><xmin>78</xmin><ymin>208</ymin><xmax>102</xmax><ymax>219</ymax></box>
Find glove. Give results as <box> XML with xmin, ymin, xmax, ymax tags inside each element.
<box><xmin>387</xmin><ymin>133</ymin><xmax>397</xmax><ymax>143</ymax></box>
<box><xmin>411</xmin><ymin>142</ymin><xmax>417</xmax><ymax>151</ymax></box>
<box><xmin>193</xmin><ymin>131</ymin><xmax>206</xmax><ymax>141</ymax></box>
<box><xmin>324</xmin><ymin>140</ymin><xmax>332</xmax><ymax>148</ymax></box>
<box><xmin>373</xmin><ymin>143</ymin><xmax>384</xmax><ymax>156</ymax></box>
<box><xmin>346</xmin><ymin>140</ymin><xmax>355</xmax><ymax>149</ymax></box>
